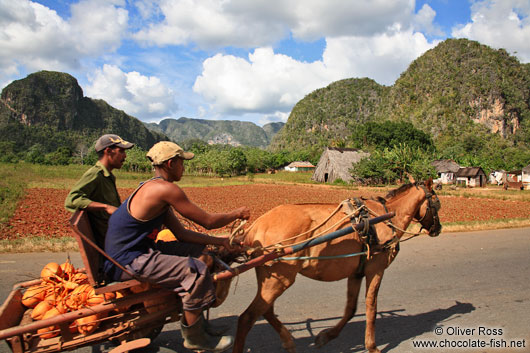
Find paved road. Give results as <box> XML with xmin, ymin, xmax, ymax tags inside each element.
<box><xmin>1</xmin><ymin>227</ymin><xmax>529</xmax><ymax>353</ymax></box>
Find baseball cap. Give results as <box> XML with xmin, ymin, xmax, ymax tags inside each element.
<box><xmin>95</xmin><ymin>134</ymin><xmax>134</xmax><ymax>152</ymax></box>
<box><xmin>146</xmin><ymin>141</ymin><xmax>195</xmax><ymax>165</ymax></box>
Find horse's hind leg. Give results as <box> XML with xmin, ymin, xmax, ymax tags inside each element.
<box><xmin>315</xmin><ymin>274</ymin><xmax>363</xmax><ymax>347</ymax></box>
<box><xmin>233</xmin><ymin>264</ymin><xmax>298</xmax><ymax>353</ymax></box>
<box><xmin>263</xmin><ymin>305</ymin><xmax>296</xmax><ymax>352</ymax></box>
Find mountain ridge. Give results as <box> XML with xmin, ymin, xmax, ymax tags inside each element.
<box><xmin>270</xmin><ymin>38</ymin><xmax>530</xmax><ymax>152</ymax></box>
<box><xmin>146</xmin><ymin>117</ymin><xmax>284</xmax><ymax>148</ymax></box>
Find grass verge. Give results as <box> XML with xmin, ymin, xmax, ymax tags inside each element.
<box><xmin>0</xmin><ymin>237</ymin><xmax>78</xmax><ymax>253</ymax></box>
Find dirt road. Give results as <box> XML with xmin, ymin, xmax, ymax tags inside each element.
<box><xmin>1</xmin><ymin>227</ymin><xmax>529</xmax><ymax>352</ymax></box>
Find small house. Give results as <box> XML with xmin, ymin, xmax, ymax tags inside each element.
<box><xmin>432</xmin><ymin>159</ymin><xmax>460</xmax><ymax>184</ymax></box>
<box><xmin>505</xmin><ymin>170</ymin><xmax>522</xmax><ymax>183</ymax></box>
<box><xmin>284</xmin><ymin>161</ymin><xmax>315</xmax><ymax>172</ymax></box>
<box><xmin>521</xmin><ymin>164</ymin><xmax>530</xmax><ymax>190</ymax></box>
<box><xmin>456</xmin><ymin>167</ymin><xmax>487</xmax><ymax>187</ymax></box>
<box><xmin>312</xmin><ymin>147</ymin><xmax>370</xmax><ymax>183</ymax></box>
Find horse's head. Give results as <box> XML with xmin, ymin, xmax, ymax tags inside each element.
<box><xmin>415</xmin><ymin>179</ymin><xmax>442</xmax><ymax>237</ymax></box>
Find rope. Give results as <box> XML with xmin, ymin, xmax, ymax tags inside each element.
<box><xmin>262</xmin><ymin>200</ymin><xmax>363</xmax><ymax>250</ymax></box>
<box><xmin>226</xmin><ymin>199</ymin><xmax>363</xmax><ymax>255</ymax></box>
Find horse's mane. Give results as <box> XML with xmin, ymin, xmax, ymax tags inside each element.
<box><xmin>385</xmin><ymin>183</ymin><xmax>416</xmax><ymax>199</ymax></box>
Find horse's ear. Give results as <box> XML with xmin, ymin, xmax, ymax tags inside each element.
<box><xmin>407</xmin><ymin>173</ymin><xmax>415</xmax><ymax>184</ymax></box>
<box><xmin>425</xmin><ymin>177</ymin><xmax>433</xmax><ymax>191</ymax></box>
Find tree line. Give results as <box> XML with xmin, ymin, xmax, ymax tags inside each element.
<box><xmin>1</xmin><ymin>120</ymin><xmax>529</xmax><ymax>184</ymax></box>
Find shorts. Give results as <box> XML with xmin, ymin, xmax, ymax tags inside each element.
<box><xmin>121</xmin><ymin>244</ymin><xmax>215</xmax><ymax>311</ymax></box>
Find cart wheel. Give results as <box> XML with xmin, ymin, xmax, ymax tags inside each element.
<box><xmin>144</xmin><ymin>324</ymin><xmax>164</xmax><ymax>342</ymax></box>
<box><xmin>109</xmin><ymin>338</ymin><xmax>151</xmax><ymax>353</ymax></box>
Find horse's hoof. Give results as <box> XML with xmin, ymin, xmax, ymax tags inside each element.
<box><xmin>314</xmin><ymin>330</ymin><xmax>331</xmax><ymax>348</ymax></box>
<box><xmin>282</xmin><ymin>341</ymin><xmax>296</xmax><ymax>353</ymax></box>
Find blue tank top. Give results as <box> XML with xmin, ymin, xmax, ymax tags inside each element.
<box><xmin>103</xmin><ymin>178</ymin><xmax>167</xmax><ymax>281</ymax></box>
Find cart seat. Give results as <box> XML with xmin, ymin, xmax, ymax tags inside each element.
<box><xmin>70</xmin><ymin>210</ymin><xmax>142</xmax><ymax>295</ymax></box>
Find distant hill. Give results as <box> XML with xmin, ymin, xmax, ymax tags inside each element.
<box><xmin>146</xmin><ymin>117</ymin><xmax>284</xmax><ymax>148</ymax></box>
<box><xmin>270</xmin><ymin>78</ymin><xmax>388</xmax><ymax>150</ymax></box>
<box><xmin>270</xmin><ymin>38</ymin><xmax>530</xmax><ymax>151</ymax></box>
<box><xmin>0</xmin><ymin>71</ymin><xmax>168</xmax><ymax>155</ymax></box>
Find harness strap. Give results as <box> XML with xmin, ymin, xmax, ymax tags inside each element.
<box><xmin>347</xmin><ymin>197</ymin><xmax>379</xmax><ymax>277</ymax></box>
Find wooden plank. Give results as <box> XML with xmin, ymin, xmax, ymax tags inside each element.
<box><xmin>69</xmin><ymin>210</ymin><xmax>100</xmax><ymax>288</ymax></box>
<box><xmin>0</xmin><ymin>288</ymin><xmax>25</xmax><ymax>331</ymax></box>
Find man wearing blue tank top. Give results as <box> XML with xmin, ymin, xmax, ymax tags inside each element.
<box><xmin>104</xmin><ymin>141</ymin><xmax>250</xmax><ymax>352</ymax></box>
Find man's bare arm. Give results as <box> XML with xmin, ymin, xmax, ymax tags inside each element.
<box><xmin>85</xmin><ymin>201</ymin><xmax>117</xmax><ymax>215</ymax></box>
<box><xmin>164</xmin><ymin>184</ymin><xmax>249</xmax><ymax>229</ymax></box>
<box><xmin>164</xmin><ymin>210</ymin><xmax>231</xmax><ymax>247</ymax></box>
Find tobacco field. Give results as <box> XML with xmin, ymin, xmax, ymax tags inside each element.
<box><xmin>2</xmin><ymin>184</ymin><xmax>530</xmax><ymax>240</ymax></box>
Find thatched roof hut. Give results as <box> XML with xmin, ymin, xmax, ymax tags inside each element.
<box><xmin>284</xmin><ymin>161</ymin><xmax>315</xmax><ymax>172</ymax></box>
<box><xmin>312</xmin><ymin>147</ymin><xmax>370</xmax><ymax>183</ymax></box>
<box><xmin>432</xmin><ymin>159</ymin><xmax>460</xmax><ymax>173</ymax></box>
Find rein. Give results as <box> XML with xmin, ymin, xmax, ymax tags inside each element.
<box><xmin>224</xmin><ymin>183</ymin><xmax>438</xmax><ymax>264</ymax></box>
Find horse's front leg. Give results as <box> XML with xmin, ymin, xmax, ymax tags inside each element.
<box><xmin>233</xmin><ymin>263</ymin><xmax>298</xmax><ymax>353</ymax></box>
<box><xmin>364</xmin><ymin>270</ymin><xmax>384</xmax><ymax>353</ymax></box>
<box><xmin>315</xmin><ymin>274</ymin><xmax>363</xmax><ymax>347</ymax></box>
<box><xmin>263</xmin><ymin>305</ymin><xmax>296</xmax><ymax>352</ymax></box>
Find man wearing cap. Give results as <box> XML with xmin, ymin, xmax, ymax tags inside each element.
<box><xmin>65</xmin><ymin>134</ymin><xmax>134</xmax><ymax>248</ymax></box>
<box><xmin>103</xmin><ymin>141</ymin><xmax>250</xmax><ymax>352</ymax></box>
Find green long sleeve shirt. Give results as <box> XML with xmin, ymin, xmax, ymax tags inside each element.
<box><xmin>65</xmin><ymin>161</ymin><xmax>122</xmax><ymax>247</ymax></box>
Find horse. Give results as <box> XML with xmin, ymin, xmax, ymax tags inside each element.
<box><xmin>230</xmin><ymin>178</ymin><xmax>442</xmax><ymax>353</ymax></box>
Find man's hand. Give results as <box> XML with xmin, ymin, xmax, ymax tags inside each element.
<box><xmin>221</xmin><ymin>237</ymin><xmax>243</xmax><ymax>253</ymax></box>
<box><xmin>86</xmin><ymin>201</ymin><xmax>118</xmax><ymax>215</ymax></box>
<box><xmin>235</xmin><ymin>207</ymin><xmax>250</xmax><ymax>220</ymax></box>
<box><xmin>105</xmin><ymin>204</ymin><xmax>118</xmax><ymax>215</ymax></box>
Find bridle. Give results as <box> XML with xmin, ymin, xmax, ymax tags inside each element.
<box><xmin>416</xmin><ymin>184</ymin><xmax>442</xmax><ymax>237</ymax></box>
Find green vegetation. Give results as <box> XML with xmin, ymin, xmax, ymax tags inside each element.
<box><xmin>351</xmin><ymin>144</ymin><xmax>437</xmax><ymax>184</ymax></box>
<box><xmin>270</xmin><ymin>77</ymin><xmax>388</xmax><ymax>150</ymax></box>
<box><xmin>0</xmin><ymin>164</ymin><xmax>28</xmax><ymax>225</ymax></box>
<box><xmin>349</xmin><ymin>121</ymin><xmax>434</xmax><ymax>151</ymax></box>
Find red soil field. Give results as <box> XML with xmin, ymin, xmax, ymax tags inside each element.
<box><xmin>2</xmin><ymin>184</ymin><xmax>530</xmax><ymax>240</ymax></box>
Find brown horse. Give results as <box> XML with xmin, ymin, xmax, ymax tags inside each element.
<box><xmin>231</xmin><ymin>179</ymin><xmax>442</xmax><ymax>353</ymax></box>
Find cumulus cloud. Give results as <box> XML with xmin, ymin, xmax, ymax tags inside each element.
<box><xmin>452</xmin><ymin>0</ymin><xmax>530</xmax><ymax>62</ymax></box>
<box><xmin>85</xmin><ymin>64</ymin><xmax>178</xmax><ymax>121</ymax></box>
<box><xmin>193</xmin><ymin>48</ymin><xmax>330</xmax><ymax>115</ymax></box>
<box><xmin>193</xmin><ymin>29</ymin><xmax>436</xmax><ymax>115</ymax></box>
<box><xmin>0</xmin><ymin>0</ymin><xmax>127</xmax><ymax>83</ymax></box>
<box><xmin>133</xmin><ymin>0</ymin><xmax>414</xmax><ymax>48</ymax></box>
<box><xmin>413</xmin><ymin>3</ymin><xmax>445</xmax><ymax>37</ymax></box>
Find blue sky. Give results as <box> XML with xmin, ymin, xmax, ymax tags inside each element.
<box><xmin>1</xmin><ymin>0</ymin><xmax>529</xmax><ymax>126</ymax></box>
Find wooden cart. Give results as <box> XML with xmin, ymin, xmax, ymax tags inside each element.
<box><xmin>0</xmin><ymin>210</ymin><xmax>181</xmax><ymax>353</ymax></box>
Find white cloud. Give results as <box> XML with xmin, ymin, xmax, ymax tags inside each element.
<box><xmin>193</xmin><ymin>48</ymin><xmax>330</xmax><ymax>115</ymax></box>
<box><xmin>193</xmin><ymin>29</ymin><xmax>436</xmax><ymax>115</ymax></box>
<box><xmin>413</xmin><ymin>3</ymin><xmax>445</xmax><ymax>36</ymax></box>
<box><xmin>323</xmin><ymin>28</ymin><xmax>437</xmax><ymax>86</ymax></box>
<box><xmin>133</xmin><ymin>0</ymin><xmax>415</xmax><ymax>48</ymax></box>
<box><xmin>85</xmin><ymin>64</ymin><xmax>178</xmax><ymax>121</ymax></box>
<box><xmin>452</xmin><ymin>0</ymin><xmax>530</xmax><ymax>62</ymax></box>
<box><xmin>0</xmin><ymin>0</ymin><xmax>127</xmax><ymax>84</ymax></box>
<box><xmin>69</xmin><ymin>0</ymin><xmax>128</xmax><ymax>55</ymax></box>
